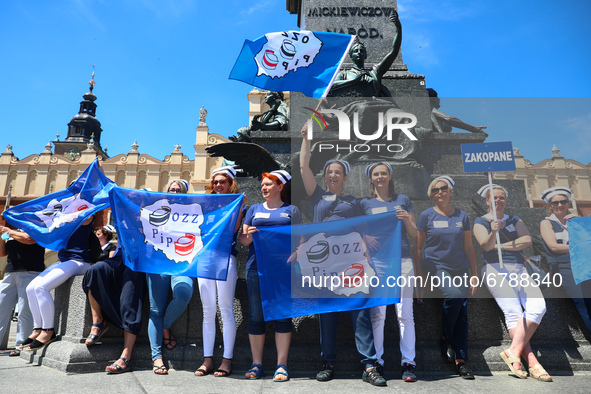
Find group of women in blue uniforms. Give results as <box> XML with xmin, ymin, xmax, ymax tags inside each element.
<box><xmin>3</xmin><ymin>145</ymin><xmax>589</xmax><ymax>385</ymax></box>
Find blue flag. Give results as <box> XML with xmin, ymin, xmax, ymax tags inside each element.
<box><xmin>253</xmin><ymin>212</ymin><xmax>401</xmax><ymax>321</ymax></box>
<box><xmin>229</xmin><ymin>30</ymin><xmax>355</xmax><ymax>98</ymax></box>
<box><xmin>3</xmin><ymin>159</ymin><xmax>114</xmax><ymax>250</ymax></box>
<box><xmin>568</xmin><ymin>217</ymin><xmax>591</xmax><ymax>285</ymax></box>
<box><xmin>110</xmin><ymin>186</ymin><xmax>244</xmax><ymax>280</ymax></box>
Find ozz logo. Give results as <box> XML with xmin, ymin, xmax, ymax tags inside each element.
<box><xmin>140</xmin><ymin>199</ymin><xmax>204</xmax><ymax>264</ymax></box>
<box><xmin>34</xmin><ymin>194</ymin><xmax>94</xmax><ymax>232</ymax></box>
<box><xmin>305</xmin><ymin>108</ymin><xmax>418</xmax><ymax>141</ymax></box>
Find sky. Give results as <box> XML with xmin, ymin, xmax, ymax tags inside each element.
<box><xmin>0</xmin><ymin>0</ymin><xmax>590</xmax><ymax>165</ymax></box>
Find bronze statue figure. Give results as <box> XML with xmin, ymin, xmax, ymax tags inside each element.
<box><xmin>318</xmin><ymin>11</ymin><xmax>425</xmax><ymax>167</ymax></box>
<box><xmin>230</xmin><ymin>91</ymin><xmax>289</xmax><ymax>142</ymax></box>
<box><xmin>427</xmin><ymin>88</ymin><xmax>487</xmax><ymax>134</ymax></box>
<box><xmin>329</xmin><ymin>13</ymin><xmax>401</xmax><ymax>98</ymax></box>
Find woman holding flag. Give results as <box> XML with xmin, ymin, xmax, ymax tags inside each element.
<box><xmin>239</xmin><ymin>170</ymin><xmax>301</xmax><ymax>382</ymax></box>
<box><xmin>473</xmin><ymin>184</ymin><xmax>550</xmax><ymax>382</ymax></box>
<box><xmin>540</xmin><ymin>187</ymin><xmax>591</xmax><ymax>336</ymax></box>
<box><xmin>299</xmin><ymin>129</ymin><xmax>386</xmax><ymax>386</ymax></box>
<box><xmin>194</xmin><ymin>166</ymin><xmax>246</xmax><ymax>377</ymax></box>
<box><xmin>360</xmin><ymin>162</ymin><xmax>418</xmax><ymax>382</ymax></box>
<box><xmin>146</xmin><ymin>179</ymin><xmax>195</xmax><ymax>375</ymax></box>
<box><xmin>415</xmin><ymin>176</ymin><xmax>478</xmax><ymax>379</ymax></box>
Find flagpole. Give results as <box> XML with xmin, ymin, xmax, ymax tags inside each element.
<box><xmin>488</xmin><ymin>172</ymin><xmax>504</xmax><ymax>269</ymax></box>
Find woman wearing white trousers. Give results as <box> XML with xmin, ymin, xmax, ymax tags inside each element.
<box><xmin>194</xmin><ymin>166</ymin><xmax>246</xmax><ymax>377</ymax></box>
<box><xmin>473</xmin><ymin>184</ymin><xmax>550</xmax><ymax>382</ymax></box>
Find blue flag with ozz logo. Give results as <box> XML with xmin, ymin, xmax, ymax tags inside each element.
<box><xmin>253</xmin><ymin>212</ymin><xmax>401</xmax><ymax>321</ymax></box>
<box><xmin>568</xmin><ymin>217</ymin><xmax>591</xmax><ymax>285</ymax></box>
<box><xmin>109</xmin><ymin>186</ymin><xmax>244</xmax><ymax>280</ymax></box>
<box><xmin>229</xmin><ymin>30</ymin><xmax>355</xmax><ymax>98</ymax></box>
<box><xmin>3</xmin><ymin>159</ymin><xmax>114</xmax><ymax>250</ymax></box>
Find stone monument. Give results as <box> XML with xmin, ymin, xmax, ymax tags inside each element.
<box><xmin>23</xmin><ymin>1</ymin><xmax>590</xmax><ymax>374</ymax></box>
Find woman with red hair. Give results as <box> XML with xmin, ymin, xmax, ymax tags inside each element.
<box><xmin>239</xmin><ymin>170</ymin><xmax>301</xmax><ymax>382</ymax></box>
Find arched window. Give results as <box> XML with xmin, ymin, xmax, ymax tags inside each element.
<box><xmin>47</xmin><ymin>170</ymin><xmax>58</xmax><ymax>194</ymax></box>
<box><xmin>24</xmin><ymin>170</ymin><xmax>38</xmax><ymax>195</ymax></box>
<box><xmin>68</xmin><ymin>170</ymin><xmax>79</xmax><ymax>186</ymax></box>
<box><xmin>159</xmin><ymin>171</ymin><xmax>170</xmax><ymax>192</ymax></box>
<box><xmin>137</xmin><ymin>170</ymin><xmax>147</xmax><ymax>190</ymax></box>
<box><xmin>116</xmin><ymin>170</ymin><xmax>126</xmax><ymax>187</ymax></box>
<box><xmin>4</xmin><ymin>170</ymin><xmax>17</xmax><ymax>195</ymax></box>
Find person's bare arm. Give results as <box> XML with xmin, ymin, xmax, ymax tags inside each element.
<box><xmin>0</xmin><ymin>226</ymin><xmax>36</xmax><ymax>245</ymax></box>
<box><xmin>497</xmin><ymin>220</ymin><xmax>531</xmax><ymax>251</ymax></box>
<box><xmin>540</xmin><ymin>219</ymin><xmax>569</xmax><ymax>254</ymax></box>
<box><xmin>300</xmin><ymin>124</ymin><xmax>318</xmax><ymax>196</ymax></box>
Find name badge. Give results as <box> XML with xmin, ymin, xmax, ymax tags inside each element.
<box><xmin>372</xmin><ymin>207</ymin><xmax>388</xmax><ymax>215</ymax></box>
<box><xmin>254</xmin><ymin>212</ymin><xmax>271</xmax><ymax>219</ymax></box>
<box><xmin>556</xmin><ymin>230</ymin><xmax>569</xmax><ymax>243</ymax></box>
<box><xmin>322</xmin><ymin>194</ymin><xmax>337</xmax><ymax>202</ymax></box>
<box><xmin>433</xmin><ymin>221</ymin><xmax>449</xmax><ymax>228</ymax></box>
<box><xmin>505</xmin><ymin>224</ymin><xmax>516</xmax><ymax>232</ymax></box>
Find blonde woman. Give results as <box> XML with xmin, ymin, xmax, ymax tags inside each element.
<box><xmin>540</xmin><ymin>187</ymin><xmax>591</xmax><ymax>334</ymax></box>
<box><xmin>473</xmin><ymin>184</ymin><xmax>550</xmax><ymax>382</ymax></box>
<box><xmin>194</xmin><ymin>167</ymin><xmax>246</xmax><ymax>377</ymax></box>
<box><xmin>415</xmin><ymin>176</ymin><xmax>477</xmax><ymax>379</ymax></box>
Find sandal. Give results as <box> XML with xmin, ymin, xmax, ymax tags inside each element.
<box><xmin>214</xmin><ymin>358</ymin><xmax>232</xmax><ymax>377</ymax></box>
<box><xmin>86</xmin><ymin>319</ymin><xmax>110</xmax><ymax>346</ymax></box>
<box><xmin>9</xmin><ymin>350</ymin><xmax>21</xmax><ymax>357</ymax></box>
<box><xmin>26</xmin><ymin>329</ymin><xmax>57</xmax><ymax>351</ymax></box>
<box><xmin>194</xmin><ymin>357</ymin><xmax>213</xmax><ymax>376</ymax></box>
<box><xmin>529</xmin><ymin>364</ymin><xmax>552</xmax><ymax>382</ymax></box>
<box><xmin>163</xmin><ymin>334</ymin><xmax>176</xmax><ymax>350</ymax></box>
<box><xmin>153</xmin><ymin>363</ymin><xmax>168</xmax><ymax>375</ymax></box>
<box><xmin>273</xmin><ymin>364</ymin><xmax>290</xmax><ymax>382</ymax></box>
<box><xmin>106</xmin><ymin>357</ymin><xmax>131</xmax><ymax>374</ymax></box>
<box><xmin>500</xmin><ymin>350</ymin><xmax>527</xmax><ymax>379</ymax></box>
<box><xmin>18</xmin><ymin>328</ymin><xmax>41</xmax><ymax>350</ymax></box>
<box><xmin>245</xmin><ymin>363</ymin><xmax>264</xmax><ymax>379</ymax></box>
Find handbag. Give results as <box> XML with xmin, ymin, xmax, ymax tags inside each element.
<box><xmin>497</xmin><ymin>224</ymin><xmax>549</xmax><ymax>277</ymax></box>
<box><xmin>523</xmin><ymin>255</ymin><xmax>549</xmax><ymax>278</ymax></box>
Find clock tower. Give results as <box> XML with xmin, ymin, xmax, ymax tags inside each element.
<box><xmin>52</xmin><ymin>69</ymin><xmax>109</xmax><ymax>160</ymax></box>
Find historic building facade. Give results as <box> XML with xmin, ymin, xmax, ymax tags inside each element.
<box><xmin>495</xmin><ymin>146</ymin><xmax>591</xmax><ymax>216</ymax></box>
<box><xmin>0</xmin><ymin>84</ymin><xmax>281</xmax><ymax>214</ymax></box>
<box><xmin>0</xmin><ymin>77</ymin><xmax>586</xmax><ymax>218</ymax></box>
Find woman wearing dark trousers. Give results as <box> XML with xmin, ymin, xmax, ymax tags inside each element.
<box><xmin>415</xmin><ymin>176</ymin><xmax>478</xmax><ymax>379</ymax></box>
<box><xmin>239</xmin><ymin>170</ymin><xmax>301</xmax><ymax>382</ymax></box>
<box><xmin>540</xmin><ymin>187</ymin><xmax>591</xmax><ymax>334</ymax></box>
<box><xmin>300</xmin><ymin>127</ymin><xmax>386</xmax><ymax>387</ymax></box>
<box><xmin>82</xmin><ymin>243</ymin><xmax>145</xmax><ymax>374</ymax></box>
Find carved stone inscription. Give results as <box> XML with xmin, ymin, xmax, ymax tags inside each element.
<box><xmin>303</xmin><ymin>0</ymin><xmax>403</xmax><ymax>68</ymax></box>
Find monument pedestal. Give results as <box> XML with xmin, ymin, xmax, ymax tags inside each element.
<box><xmin>23</xmin><ymin>276</ymin><xmax>591</xmax><ymax>373</ymax></box>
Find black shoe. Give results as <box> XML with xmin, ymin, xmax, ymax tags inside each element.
<box><xmin>456</xmin><ymin>362</ymin><xmax>475</xmax><ymax>380</ymax></box>
<box><xmin>316</xmin><ymin>363</ymin><xmax>334</xmax><ymax>381</ymax></box>
<box><xmin>440</xmin><ymin>338</ymin><xmax>454</xmax><ymax>362</ymax></box>
<box><xmin>401</xmin><ymin>363</ymin><xmax>417</xmax><ymax>382</ymax></box>
<box><xmin>26</xmin><ymin>331</ymin><xmax>57</xmax><ymax>351</ymax></box>
<box><xmin>375</xmin><ymin>363</ymin><xmax>384</xmax><ymax>378</ymax></box>
<box><xmin>362</xmin><ymin>366</ymin><xmax>387</xmax><ymax>386</ymax></box>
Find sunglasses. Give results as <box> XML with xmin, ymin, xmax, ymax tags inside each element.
<box><xmin>213</xmin><ymin>180</ymin><xmax>227</xmax><ymax>185</ymax></box>
<box><xmin>431</xmin><ymin>185</ymin><xmax>449</xmax><ymax>194</ymax></box>
<box><xmin>550</xmin><ymin>199</ymin><xmax>569</xmax><ymax>207</ymax></box>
